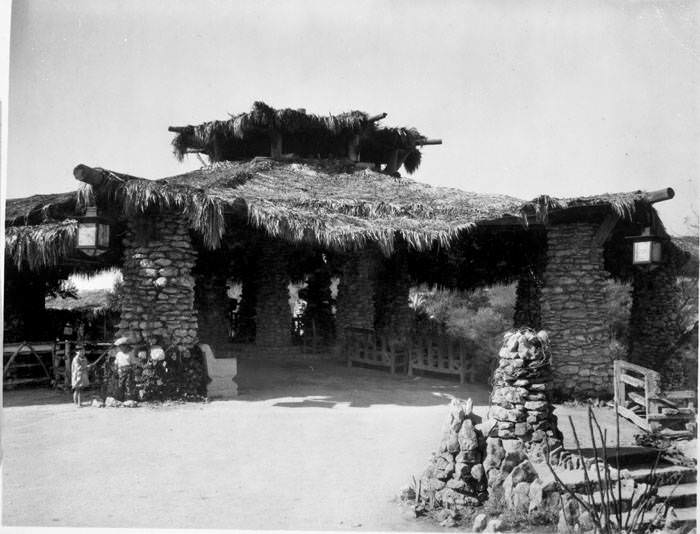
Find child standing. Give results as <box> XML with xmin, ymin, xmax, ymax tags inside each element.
<box><xmin>71</xmin><ymin>347</ymin><xmax>90</xmax><ymax>407</ymax></box>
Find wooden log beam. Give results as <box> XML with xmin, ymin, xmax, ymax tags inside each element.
<box><xmin>73</xmin><ymin>164</ymin><xmax>107</xmax><ymax>186</ymax></box>
<box><xmin>167</xmin><ymin>125</ymin><xmax>194</xmax><ymax>134</ymax></box>
<box><xmin>367</xmin><ymin>112</ymin><xmax>387</xmax><ymax>123</ymax></box>
<box><xmin>416</xmin><ymin>139</ymin><xmax>442</xmax><ymax>146</ymax></box>
<box><xmin>646</xmin><ymin>187</ymin><xmax>675</xmax><ymax>204</ymax></box>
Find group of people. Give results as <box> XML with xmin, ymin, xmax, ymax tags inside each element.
<box><xmin>70</xmin><ymin>337</ymin><xmax>141</xmax><ymax>407</ymax></box>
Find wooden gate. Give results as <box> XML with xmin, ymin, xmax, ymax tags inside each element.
<box><xmin>613</xmin><ymin>359</ymin><xmax>696</xmax><ymax>432</ymax></box>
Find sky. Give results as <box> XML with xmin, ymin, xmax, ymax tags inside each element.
<box><xmin>5</xmin><ymin>0</ymin><xmax>700</xmax><ymax>245</ymax></box>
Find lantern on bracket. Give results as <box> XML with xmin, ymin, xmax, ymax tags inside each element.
<box><xmin>627</xmin><ymin>227</ymin><xmax>664</xmax><ymax>268</ymax></box>
<box><xmin>77</xmin><ymin>206</ymin><xmax>112</xmax><ymax>256</ymax></box>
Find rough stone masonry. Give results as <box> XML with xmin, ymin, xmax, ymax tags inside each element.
<box><xmin>116</xmin><ymin>212</ymin><xmax>198</xmax><ymax>348</ymax></box>
<box><xmin>484</xmin><ymin>329</ymin><xmax>563</xmax><ymax>484</ymax></box>
<box><xmin>540</xmin><ymin>223</ymin><xmax>611</xmax><ymax>397</ymax></box>
<box><xmin>418</xmin><ymin>398</ymin><xmax>488</xmax><ymax>512</ymax></box>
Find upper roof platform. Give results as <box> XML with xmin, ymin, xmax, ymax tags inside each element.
<box><xmin>168</xmin><ymin>101</ymin><xmax>442</xmax><ymax>176</ymax></box>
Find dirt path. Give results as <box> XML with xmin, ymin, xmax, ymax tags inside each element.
<box><xmin>2</xmin><ymin>358</ymin><xmax>641</xmax><ymax>530</ymax></box>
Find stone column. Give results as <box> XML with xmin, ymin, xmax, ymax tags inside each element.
<box><xmin>513</xmin><ymin>269</ymin><xmax>543</xmax><ymax>330</ymax></box>
<box><xmin>194</xmin><ymin>274</ymin><xmax>232</xmax><ymax>358</ymax></box>
<box><xmin>374</xmin><ymin>251</ymin><xmax>412</xmax><ymax>340</ymax></box>
<box><xmin>254</xmin><ymin>243</ymin><xmax>292</xmax><ymax>348</ymax></box>
<box><xmin>335</xmin><ymin>248</ymin><xmax>379</xmax><ymax>343</ymax></box>
<box><xmin>628</xmin><ymin>263</ymin><xmax>681</xmax><ymax>373</ymax></box>
<box><xmin>300</xmin><ymin>266</ymin><xmax>335</xmax><ymax>346</ymax></box>
<box><xmin>116</xmin><ymin>213</ymin><xmax>198</xmax><ymax>348</ymax></box>
<box><xmin>539</xmin><ymin>223</ymin><xmax>611</xmax><ymax>397</ymax></box>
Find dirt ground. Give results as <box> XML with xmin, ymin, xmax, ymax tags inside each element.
<box><xmin>1</xmin><ymin>356</ymin><xmax>642</xmax><ymax>530</ymax></box>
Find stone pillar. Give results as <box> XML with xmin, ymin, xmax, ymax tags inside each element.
<box><xmin>299</xmin><ymin>266</ymin><xmax>335</xmax><ymax>346</ymax></box>
<box><xmin>486</xmin><ymin>328</ymin><xmax>562</xmax><ymax>475</ymax></box>
<box><xmin>254</xmin><ymin>244</ymin><xmax>292</xmax><ymax>347</ymax></box>
<box><xmin>335</xmin><ymin>248</ymin><xmax>378</xmax><ymax>342</ymax></box>
<box><xmin>513</xmin><ymin>270</ymin><xmax>543</xmax><ymax>330</ymax></box>
<box><xmin>628</xmin><ymin>263</ymin><xmax>681</xmax><ymax>372</ymax></box>
<box><xmin>374</xmin><ymin>251</ymin><xmax>412</xmax><ymax>340</ymax></box>
<box><xmin>540</xmin><ymin>223</ymin><xmax>611</xmax><ymax>396</ymax></box>
<box><xmin>195</xmin><ymin>274</ymin><xmax>232</xmax><ymax>357</ymax></box>
<box><xmin>116</xmin><ymin>213</ymin><xmax>198</xmax><ymax>348</ymax></box>
<box><xmin>484</xmin><ymin>328</ymin><xmax>563</xmax><ymax>515</ymax></box>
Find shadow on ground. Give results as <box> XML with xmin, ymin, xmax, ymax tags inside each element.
<box><xmin>3</xmin><ymin>386</ymin><xmax>72</xmax><ymax>408</ymax></box>
<box><xmin>235</xmin><ymin>356</ymin><xmax>492</xmax><ymax>408</ymax></box>
<box><xmin>3</xmin><ymin>355</ymin><xmax>492</xmax><ymax>409</ymax></box>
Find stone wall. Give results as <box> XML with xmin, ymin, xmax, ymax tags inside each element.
<box><xmin>628</xmin><ymin>263</ymin><xmax>681</xmax><ymax>373</ymax></box>
<box><xmin>116</xmin><ymin>213</ymin><xmax>198</xmax><ymax>347</ymax></box>
<box><xmin>255</xmin><ymin>244</ymin><xmax>292</xmax><ymax>347</ymax></box>
<box><xmin>194</xmin><ymin>274</ymin><xmax>232</xmax><ymax>357</ymax></box>
<box><xmin>540</xmin><ymin>223</ymin><xmax>611</xmax><ymax>396</ymax></box>
<box><xmin>335</xmin><ymin>248</ymin><xmax>379</xmax><ymax>342</ymax></box>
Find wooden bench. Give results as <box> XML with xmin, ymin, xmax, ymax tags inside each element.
<box><xmin>614</xmin><ymin>359</ymin><xmax>696</xmax><ymax>432</ymax></box>
<box><xmin>407</xmin><ymin>333</ymin><xmax>474</xmax><ymax>384</ymax></box>
<box><xmin>344</xmin><ymin>327</ymin><xmax>407</xmax><ymax>374</ymax></box>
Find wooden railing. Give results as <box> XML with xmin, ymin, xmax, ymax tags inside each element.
<box><xmin>408</xmin><ymin>333</ymin><xmax>473</xmax><ymax>384</ymax></box>
<box><xmin>343</xmin><ymin>327</ymin><xmax>474</xmax><ymax>382</ymax></box>
<box><xmin>3</xmin><ymin>339</ymin><xmax>114</xmax><ymax>390</ymax></box>
<box><xmin>614</xmin><ymin>360</ymin><xmax>696</xmax><ymax>432</ymax></box>
<box><xmin>344</xmin><ymin>327</ymin><xmax>407</xmax><ymax>374</ymax></box>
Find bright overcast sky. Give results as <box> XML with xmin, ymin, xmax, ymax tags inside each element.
<box><xmin>5</xmin><ymin>0</ymin><xmax>700</xmax><ymax>236</ymax></box>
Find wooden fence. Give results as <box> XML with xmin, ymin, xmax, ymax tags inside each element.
<box><xmin>613</xmin><ymin>359</ymin><xmax>696</xmax><ymax>432</ymax></box>
<box><xmin>344</xmin><ymin>327</ymin><xmax>407</xmax><ymax>374</ymax></box>
<box><xmin>408</xmin><ymin>334</ymin><xmax>473</xmax><ymax>384</ymax></box>
<box><xmin>344</xmin><ymin>327</ymin><xmax>474</xmax><ymax>382</ymax></box>
<box><xmin>3</xmin><ymin>339</ymin><xmax>113</xmax><ymax>389</ymax></box>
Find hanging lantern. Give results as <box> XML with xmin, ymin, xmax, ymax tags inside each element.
<box><xmin>77</xmin><ymin>206</ymin><xmax>112</xmax><ymax>256</ymax></box>
<box><xmin>627</xmin><ymin>227</ymin><xmax>664</xmax><ymax>267</ymax></box>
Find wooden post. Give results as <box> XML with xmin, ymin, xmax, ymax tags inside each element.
<box><xmin>347</xmin><ymin>134</ymin><xmax>360</xmax><ymax>162</ymax></box>
<box><xmin>269</xmin><ymin>130</ymin><xmax>283</xmax><ymax>159</ymax></box>
<box><xmin>64</xmin><ymin>340</ymin><xmax>71</xmax><ymax>388</ymax></box>
<box><xmin>52</xmin><ymin>341</ymin><xmax>60</xmax><ymax>385</ymax></box>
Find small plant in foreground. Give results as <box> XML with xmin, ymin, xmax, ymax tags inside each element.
<box><xmin>545</xmin><ymin>406</ymin><xmax>684</xmax><ymax>534</ymax></box>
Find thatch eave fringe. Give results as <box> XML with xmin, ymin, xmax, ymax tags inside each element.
<box><xmin>5</xmin><ymin>219</ymin><xmax>78</xmax><ymax>271</ymax></box>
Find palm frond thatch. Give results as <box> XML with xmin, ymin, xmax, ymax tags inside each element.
<box><xmin>169</xmin><ymin>102</ymin><xmax>425</xmax><ymax>169</ymax></box>
<box><xmin>5</xmin><ymin>220</ymin><xmax>78</xmax><ymax>270</ymax></box>
<box><xmin>73</xmin><ymin>160</ymin><xmax>657</xmax><ymax>256</ymax></box>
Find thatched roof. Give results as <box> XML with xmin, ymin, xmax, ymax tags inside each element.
<box><xmin>5</xmin><ymin>191</ymin><xmax>77</xmax><ymax>226</ymax></box>
<box><xmin>169</xmin><ymin>101</ymin><xmax>429</xmax><ymax>174</ymax></box>
<box><xmin>45</xmin><ymin>289</ymin><xmax>112</xmax><ymax>313</ymax></box>
<box><xmin>671</xmin><ymin>235</ymin><xmax>699</xmax><ymax>277</ymax></box>
<box><xmin>8</xmin><ymin>157</ymin><xmax>688</xmax><ymax>277</ymax></box>
<box><xmin>73</xmin><ymin>158</ymin><xmax>661</xmax><ymax>254</ymax></box>
<box><xmin>5</xmin><ymin>219</ymin><xmax>78</xmax><ymax>271</ymax></box>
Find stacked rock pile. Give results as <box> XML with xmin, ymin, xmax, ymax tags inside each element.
<box><xmin>417</xmin><ymin>398</ymin><xmax>488</xmax><ymax>512</ymax></box>
<box><xmin>487</xmin><ymin>328</ymin><xmax>563</xmax><ymax>471</ymax></box>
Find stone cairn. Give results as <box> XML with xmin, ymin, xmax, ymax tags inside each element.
<box><xmin>415</xmin><ymin>399</ymin><xmax>487</xmax><ymax>514</ymax></box>
<box><xmin>483</xmin><ymin>328</ymin><xmax>564</xmax><ymax>513</ymax></box>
